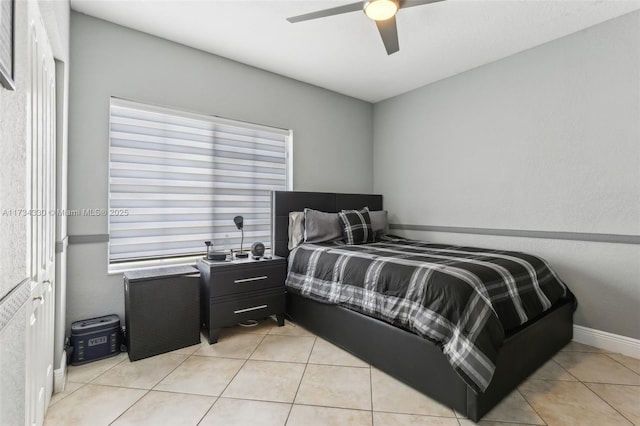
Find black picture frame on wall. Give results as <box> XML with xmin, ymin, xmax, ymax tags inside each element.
<box><xmin>0</xmin><ymin>0</ymin><xmax>15</xmax><ymax>91</ymax></box>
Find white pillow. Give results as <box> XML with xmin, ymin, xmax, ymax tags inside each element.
<box><xmin>288</xmin><ymin>211</ymin><xmax>305</xmax><ymax>250</ymax></box>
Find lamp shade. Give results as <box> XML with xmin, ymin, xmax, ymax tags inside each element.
<box><xmin>233</xmin><ymin>215</ymin><xmax>244</xmax><ymax>230</ymax></box>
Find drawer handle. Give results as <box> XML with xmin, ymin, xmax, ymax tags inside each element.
<box><xmin>234</xmin><ymin>304</ymin><xmax>267</xmax><ymax>314</ymax></box>
<box><xmin>234</xmin><ymin>276</ymin><xmax>268</xmax><ymax>284</ymax></box>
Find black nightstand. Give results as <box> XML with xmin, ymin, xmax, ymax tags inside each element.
<box><xmin>196</xmin><ymin>256</ymin><xmax>286</xmax><ymax>343</ymax></box>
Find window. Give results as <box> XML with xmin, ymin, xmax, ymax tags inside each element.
<box><xmin>108</xmin><ymin>98</ymin><xmax>292</xmax><ymax>270</ymax></box>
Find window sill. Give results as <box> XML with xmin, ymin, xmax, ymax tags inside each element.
<box><xmin>107</xmin><ymin>255</ymin><xmax>202</xmax><ymax>275</ymax></box>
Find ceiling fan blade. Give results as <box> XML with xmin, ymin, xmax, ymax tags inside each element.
<box><xmin>400</xmin><ymin>0</ymin><xmax>445</xmax><ymax>9</ymax></box>
<box><xmin>287</xmin><ymin>2</ymin><xmax>363</xmax><ymax>23</ymax></box>
<box><xmin>375</xmin><ymin>16</ymin><xmax>399</xmax><ymax>55</ymax></box>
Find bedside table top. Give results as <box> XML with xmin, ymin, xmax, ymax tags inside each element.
<box><xmin>124</xmin><ymin>265</ymin><xmax>198</xmax><ymax>281</ymax></box>
<box><xmin>197</xmin><ymin>255</ymin><xmax>285</xmax><ymax>270</ymax></box>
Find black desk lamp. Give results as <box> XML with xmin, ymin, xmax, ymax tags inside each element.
<box><xmin>233</xmin><ymin>216</ymin><xmax>249</xmax><ymax>258</ymax></box>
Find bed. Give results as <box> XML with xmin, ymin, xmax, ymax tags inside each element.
<box><xmin>271</xmin><ymin>190</ymin><xmax>576</xmax><ymax>422</ymax></box>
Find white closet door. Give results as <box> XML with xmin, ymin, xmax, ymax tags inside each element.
<box><xmin>24</xmin><ymin>0</ymin><xmax>56</xmax><ymax>424</ymax></box>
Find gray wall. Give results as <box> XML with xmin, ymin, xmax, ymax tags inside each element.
<box><xmin>374</xmin><ymin>11</ymin><xmax>640</xmax><ymax>339</ymax></box>
<box><xmin>67</xmin><ymin>12</ymin><xmax>373</xmax><ymax>327</ymax></box>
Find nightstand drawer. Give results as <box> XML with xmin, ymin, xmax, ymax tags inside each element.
<box><xmin>210</xmin><ymin>289</ymin><xmax>285</xmax><ymax>327</ymax></box>
<box><xmin>210</xmin><ymin>262</ymin><xmax>285</xmax><ymax>297</ymax></box>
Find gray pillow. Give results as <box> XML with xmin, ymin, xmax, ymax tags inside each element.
<box><xmin>304</xmin><ymin>208</ymin><xmax>343</xmax><ymax>243</ymax></box>
<box><xmin>369</xmin><ymin>210</ymin><xmax>389</xmax><ymax>236</ymax></box>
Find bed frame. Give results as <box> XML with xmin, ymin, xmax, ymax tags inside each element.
<box><xmin>271</xmin><ymin>191</ymin><xmax>574</xmax><ymax>422</ymax></box>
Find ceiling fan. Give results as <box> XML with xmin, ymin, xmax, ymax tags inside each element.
<box><xmin>287</xmin><ymin>0</ymin><xmax>445</xmax><ymax>55</ymax></box>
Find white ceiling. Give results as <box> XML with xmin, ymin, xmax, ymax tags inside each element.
<box><xmin>69</xmin><ymin>0</ymin><xmax>640</xmax><ymax>103</ymax></box>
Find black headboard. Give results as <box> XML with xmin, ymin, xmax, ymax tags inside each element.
<box><xmin>271</xmin><ymin>191</ymin><xmax>383</xmax><ymax>258</ymax></box>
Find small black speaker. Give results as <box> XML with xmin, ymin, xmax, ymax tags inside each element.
<box><xmin>251</xmin><ymin>242</ymin><xmax>265</xmax><ymax>259</ymax></box>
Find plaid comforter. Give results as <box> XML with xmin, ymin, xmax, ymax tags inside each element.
<box><xmin>285</xmin><ymin>236</ymin><xmax>573</xmax><ymax>392</ymax></box>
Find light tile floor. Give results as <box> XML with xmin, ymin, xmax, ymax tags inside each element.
<box><xmin>46</xmin><ymin>318</ymin><xmax>640</xmax><ymax>426</ymax></box>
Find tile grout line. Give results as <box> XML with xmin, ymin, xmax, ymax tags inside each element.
<box><xmin>189</xmin><ymin>353</ymin><xmax>312</xmax><ymax>364</ymax></box>
<box><xmin>78</xmin><ymin>353</ymin><xmax>128</xmax><ymax>385</ymax></box>
<box><xmin>106</xmin><ymin>350</ymin><xmax>195</xmax><ymax>426</ymax></box>
<box><xmin>193</xmin><ymin>318</ymin><xmax>314</xmax><ymax>425</ymax></box>
<box><xmin>580</xmin><ymin>380</ymin><xmax>636</xmax><ymax>425</ymax></box>
<box><xmin>602</xmin><ymin>352</ymin><xmax>640</xmax><ymax>377</ymax></box>
<box><xmin>369</xmin><ymin>365</ymin><xmax>374</xmax><ymax>426</ymax></box>
<box><xmin>208</xmin><ymin>396</ymin><xmax>382</xmax><ymax>414</ymax></box>
<box><xmin>193</xmin><ymin>398</ymin><xmax>218</xmax><ymax>426</ymax></box>
<box><xmin>190</xmin><ymin>351</ymin><xmax>371</xmax><ymax>367</ymax></box>
<box><xmin>243</xmin><ymin>399</ymin><xmax>375</xmax><ymax>413</ymax></box>
<box><xmin>581</xmin><ymin>380</ymin><xmax>640</xmax><ymax>388</ymax></box>
<box><xmin>193</xmin><ymin>395</ymin><xmax>218</xmax><ymax>426</ymax></box>
<box><xmin>283</xmin><ymin>334</ymin><xmax>318</xmax><ymax>425</ymax></box>
<box><xmin>73</xmin><ymin>382</ymin><xmax>153</xmax><ymax>391</ymax></box>
<box><xmin>579</xmin><ymin>380</ymin><xmax>640</xmax><ymax>387</ymax></box>
<box><xmin>513</xmin><ymin>387</ymin><xmax>548</xmax><ymax>426</ymax></box>
<box><xmin>246</xmin><ymin>334</ymin><xmax>318</xmax><ymax>365</ymax></box>
<box><xmin>63</xmin><ymin>323</ymin><xmax>270</xmax><ymax>426</ymax></box>
<box><xmin>196</xmin><ymin>323</ymin><xmax>272</xmax><ymax>425</ymax></box>
<box><xmin>48</xmin><ymin>380</ymin><xmax>86</xmax><ymax>407</ymax></box>
<box><xmin>556</xmin><ymin>350</ymin><xmax>639</xmax><ymax>422</ymax></box>
<box><xmin>372</xmin><ymin>409</ymin><xmax>464</xmax><ymax>420</ymax></box>
<box><xmin>107</xmin><ymin>389</ymin><xmax>150</xmax><ymax>426</ymax></box>
<box><xmin>520</xmin><ymin>374</ymin><xmax>630</xmax><ymax>426</ymax></box>
<box><xmin>162</xmin><ymin>334</ymin><xmax>220</xmax><ymax>426</ymax></box>
<box><xmin>549</xmin><ymin>357</ymin><xmax>582</xmax><ymax>383</ymax></box>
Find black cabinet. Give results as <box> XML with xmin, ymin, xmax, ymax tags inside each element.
<box><xmin>124</xmin><ymin>265</ymin><xmax>200</xmax><ymax>360</ymax></box>
<box><xmin>197</xmin><ymin>257</ymin><xmax>286</xmax><ymax>343</ymax></box>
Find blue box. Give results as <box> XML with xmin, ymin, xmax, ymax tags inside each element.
<box><xmin>70</xmin><ymin>315</ymin><xmax>122</xmax><ymax>365</ymax></box>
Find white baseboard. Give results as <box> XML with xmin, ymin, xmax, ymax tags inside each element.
<box><xmin>53</xmin><ymin>351</ymin><xmax>67</xmax><ymax>393</ymax></box>
<box><xmin>573</xmin><ymin>325</ymin><xmax>640</xmax><ymax>359</ymax></box>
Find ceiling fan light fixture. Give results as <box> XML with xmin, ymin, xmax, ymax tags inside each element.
<box><xmin>364</xmin><ymin>0</ymin><xmax>399</xmax><ymax>21</ymax></box>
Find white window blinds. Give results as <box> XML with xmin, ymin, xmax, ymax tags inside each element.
<box><xmin>108</xmin><ymin>98</ymin><xmax>291</xmax><ymax>265</ymax></box>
